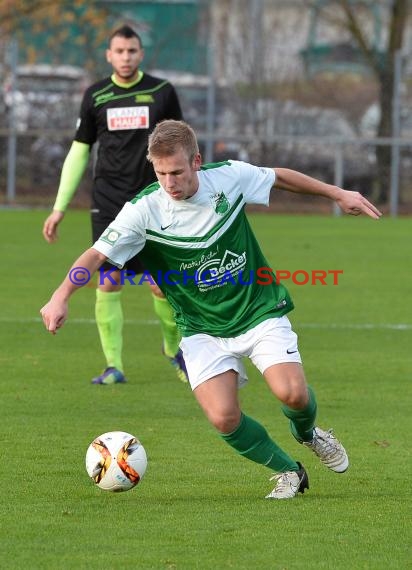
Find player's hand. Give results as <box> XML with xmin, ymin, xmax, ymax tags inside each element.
<box><xmin>43</xmin><ymin>210</ymin><xmax>65</xmax><ymax>243</ymax></box>
<box><xmin>336</xmin><ymin>191</ymin><xmax>382</xmax><ymax>220</ymax></box>
<box><xmin>40</xmin><ymin>299</ymin><xmax>68</xmax><ymax>335</ymax></box>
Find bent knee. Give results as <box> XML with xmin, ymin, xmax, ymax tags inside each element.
<box><xmin>207</xmin><ymin>410</ymin><xmax>241</xmax><ymax>434</ymax></box>
<box><xmin>280</xmin><ymin>387</ymin><xmax>309</xmax><ymax>409</ymax></box>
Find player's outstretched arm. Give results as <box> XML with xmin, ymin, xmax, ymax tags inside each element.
<box><xmin>273</xmin><ymin>168</ymin><xmax>382</xmax><ymax>220</ymax></box>
<box><xmin>40</xmin><ymin>248</ymin><xmax>107</xmax><ymax>335</ymax></box>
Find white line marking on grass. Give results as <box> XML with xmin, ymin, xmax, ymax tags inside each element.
<box><xmin>297</xmin><ymin>323</ymin><xmax>412</xmax><ymax>330</ymax></box>
<box><xmin>3</xmin><ymin>317</ymin><xmax>412</xmax><ymax>330</ymax></box>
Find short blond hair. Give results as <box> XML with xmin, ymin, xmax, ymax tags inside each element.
<box><xmin>147</xmin><ymin>120</ymin><xmax>199</xmax><ymax>163</ymax></box>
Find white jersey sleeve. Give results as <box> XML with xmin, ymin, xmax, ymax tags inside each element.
<box><xmin>229</xmin><ymin>160</ymin><xmax>276</xmax><ymax>206</ymax></box>
<box><xmin>92</xmin><ymin>201</ymin><xmax>147</xmax><ymax>268</ymax></box>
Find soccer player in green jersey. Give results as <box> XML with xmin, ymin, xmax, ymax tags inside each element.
<box><xmin>41</xmin><ymin>120</ymin><xmax>382</xmax><ymax>499</ymax></box>
<box><xmin>42</xmin><ymin>25</ymin><xmax>187</xmax><ymax>385</ymax></box>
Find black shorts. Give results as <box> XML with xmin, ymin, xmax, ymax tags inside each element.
<box><xmin>91</xmin><ymin>209</ymin><xmax>145</xmax><ymax>274</ymax></box>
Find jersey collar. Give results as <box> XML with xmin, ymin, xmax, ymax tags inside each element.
<box><xmin>111</xmin><ymin>70</ymin><xmax>144</xmax><ymax>89</ymax></box>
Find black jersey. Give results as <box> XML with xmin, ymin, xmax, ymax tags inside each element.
<box><xmin>74</xmin><ymin>72</ymin><xmax>183</xmax><ymax>212</ymax></box>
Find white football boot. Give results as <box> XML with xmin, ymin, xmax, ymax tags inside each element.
<box><xmin>303</xmin><ymin>427</ymin><xmax>349</xmax><ymax>473</ymax></box>
<box><xmin>265</xmin><ymin>462</ymin><xmax>309</xmax><ymax>499</ymax></box>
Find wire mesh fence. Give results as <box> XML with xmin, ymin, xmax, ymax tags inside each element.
<box><xmin>1</xmin><ymin>128</ymin><xmax>412</xmax><ymax>215</ymax></box>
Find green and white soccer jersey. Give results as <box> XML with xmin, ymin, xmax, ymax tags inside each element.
<box><xmin>94</xmin><ymin>160</ymin><xmax>294</xmax><ymax>337</ymax></box>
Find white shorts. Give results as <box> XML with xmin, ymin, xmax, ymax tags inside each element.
<box><xmin>180</xmin><ymin>316</ymin><xmax>302</xmax><ymax>391</ymax></box>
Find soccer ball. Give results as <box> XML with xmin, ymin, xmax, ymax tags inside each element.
<box><xmin>85</xmin><ymin>431</ymin><xmax>147</xmax><ymax>492</ymax></box>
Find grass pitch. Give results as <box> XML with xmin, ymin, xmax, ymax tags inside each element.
<box><xmin>0</xmin><ymin>209</ymin><xmax>411</xmax><ymax>569</ymax></box>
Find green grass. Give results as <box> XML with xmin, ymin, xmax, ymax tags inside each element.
<box><xmin>0</xmin><ymin>209</ymin><xmax>411</xmax><ymax>569</ymax></box>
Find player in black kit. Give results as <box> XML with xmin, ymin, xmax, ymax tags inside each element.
<box><xmin>43</xmin><ymin>25</ymin><xmax>188</xmax><ymax>385</ymax></box>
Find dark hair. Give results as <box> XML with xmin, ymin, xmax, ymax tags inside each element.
<box><xmin>147</xmin><ymin>120</ymin><xmax>199</xmax><ymax>163</ymax></box>
<box><xmin>109</xmin><ymin>25</ymin><xmax>142</xmax><ymax>48</ymax></box>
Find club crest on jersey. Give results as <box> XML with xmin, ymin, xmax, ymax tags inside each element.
<box><xmin>135</xmin><ymin>94</ymin><xmax>154</xmax><ymax>103</ymax></box>
<box><xmin>211</xmin><ymin>191</ymin><xmax>230</xmax><ymax>215</ymax></box>
<box><xmin>99</xmin><ymin>227</ymin><xmax>121</xmax><ymax>245</ymax></box>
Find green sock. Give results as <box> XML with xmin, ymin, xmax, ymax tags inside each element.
<box><xmin>95</xmin><ymin>289</ymin><xmax>124</xmax><ymax>372</ymax></box>
<box><xmin>281</xmin><ymin>385</ymin><xmax>317</xmax><ymax>442</ymax></box>
<box><xmin>220</xmin><ymin>413</ymin><xmax>299</xmax><ymax>472</ymax></box>
<box><xmin>152</xmin><ymin>294</ymin><xmax>180</xmax><ymax>357</ymax></box>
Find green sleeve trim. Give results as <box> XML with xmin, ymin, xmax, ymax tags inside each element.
<box><xmin>53</xmin><ymin>141</ymin><xmax>90</xmax><ymax>212</ymax></box>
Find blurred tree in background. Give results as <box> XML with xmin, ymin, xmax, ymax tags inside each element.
<box><xmin>312</xmin><ymin>0</ymin><xmax>409</xmax><ymax>203</ymax></box>
<box><xmin>0</xmin><ymin>0</ymin><xmax>110</xmax><ymax>77</ymax></box>
<box><xmin>0</xmin><ymin>0</ymin><xmax>207</xmax><ymax>79</ymax></box>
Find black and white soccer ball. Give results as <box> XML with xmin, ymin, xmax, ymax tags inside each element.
<box><xmin>85</xmin><ymin>431</ymin><xmax>147</xmax><ymax>492</ymax></box>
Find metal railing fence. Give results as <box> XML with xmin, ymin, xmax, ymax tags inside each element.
<box><xmin>1</xmin><ymin>128</ymin><xmax>412</xmax><ymax>216</ymax></box>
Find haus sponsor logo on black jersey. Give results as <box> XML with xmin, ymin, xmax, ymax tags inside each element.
<box><xmin>106</xmin><ymin>107</ymin><xmax>149</xmax><ymax>130</ymax></box>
